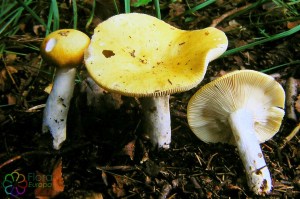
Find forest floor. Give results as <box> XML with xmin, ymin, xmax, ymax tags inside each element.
<box><xmin>0</xmin><ymin>0</ymin><xmax>300</xmax><ymax>198</ymax></box>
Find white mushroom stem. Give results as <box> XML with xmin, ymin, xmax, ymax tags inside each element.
<box><xmin>42</xmin><ymin>67</ymin><xmax>76</xmax><ymax>150</ymax></box>
<box><xmin>140</xmin><ymin>95</ymin><xmax>171</xmax><ymax>149</ymax></box>
<box><xmin>228</xmin><ymin>108</ymin><xmax>272</xmax><ymax>195</ymax></box>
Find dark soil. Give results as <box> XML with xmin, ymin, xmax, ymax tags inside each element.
<box><xmin>0</xmin><ymin>0</ymin><xmax>299</xmax><ymax>198</ymax></box>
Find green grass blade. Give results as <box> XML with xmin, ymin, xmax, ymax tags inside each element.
<box><xmin>153</xmin><ymin>0</ymin><xmax>161</xmax><ymax>19</ymax></box>
<box><xmin>16</xmin><ymin>0</ymin><xmax>47</xmax><ymax>28</ymax></box>
<box><xmin>24</xmin><ymin>43</ymin><xmax>40</xmax><ymax>51</ymax></box>
<box><xmin>221</xmin><ymin>25</ymin><xmax>300</xmax><ymax>57</ymax></box>
<box><xmin>46</xmin><ymin>4</ymin><xmax>54</xmax><ymax>36</ymax></box>
<box><xmin>85</xmin><ymin>0</ymin><xmax>96</xmax><ymax>30</ymax></box>
<box><xmin>260</xmin><ymin>60</ymin><xmax>300</xmax><ymax>73</ymax></box>
<box><xmin>113</xmin><ymin>0</ymin><xmax>119</xmax><ymax>14</ymax></box>
<box><xmin>51</xmin><ymin>0</ymin><xmax>60</xmax><ymax>31</ymax></box>
<box><xmin>0</xmin><ymin>9</ymin><xmax>22</xmax><ymax>36</ymax></box>
<box><xmin>0</xmin><ymin>42</ymin><xmax>5</xmax><ymax>59</ymax></box>
<box><xmin>272</xmin><ymin>0</ymin><xmax>298</xmax><ymax>16</ymax></box>
<box><xmin>125</xmin><ymin>0</ymin><xmax>131</xmax><ymax>13</ymax></box>
<box><xmin>0</xmin><ymin>7</ymin><xmax>23</xmax><ymax>36</ymax></box>
<box><xmin>226</xmin><ymin>0</ymin><xmax>268</xmax><ymax>21</ymax></box>
<box><xmin>184</xmin><ymin>0</ymin><xmax>216</xmax><ymax>15</ymax></box>
<box><xmin>4</xmin><ymin>50</ymin><xmax>28</xmax><ymax>56</ymax></box>
<box><xmin>0</xmin><ymin>1</ymin><xmax>18</xmax><ymax>17</ymax></box>
<box><xmin>72</xmin><ymin>0</ymin><xmax>78</xmax><ymax>29</ymax></box>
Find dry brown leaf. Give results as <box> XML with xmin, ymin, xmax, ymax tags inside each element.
<box><xmin>287</xmin><ymin>20</ymin><xmax>300</xmax><ymax>29</ymax></box>
<box><xmin>6</xmin><ymin>93</ymin><xmax>16</xmax><ymax>105</ymax></box>
<box><xmin>44</xmin><ymin>84</ymin><xmax>53</xmax><ymax>94</ymax></box>
<box><xmin>206</xmin><ymin>191</ymin><xmax>213</xmax><ymax>198</ymax></box>
<box><xmin>112</xmin><ymin>175</ymin><xmax>129</xmax><ymax>198</ymax></box>
<box><xmin>19</xmin><ymin>23</ymin><xmax>26</xmax><ymax>32</ymax></box>
<box><xmin>35</xmin><ymin>158</ymin><xmax>64</xmax><ymax>199</ymax></box>
<box><xmin>112</xmin><ymin>183</ymin><xmax>126</xmax><ymax>198</ymax></box>
<box><xmin>101</xmin><ymin>171</ymin><xmax>108</xmax><ymax>186</ymax></box>
<box><xmin>2</xmin><ymin>66</ymin><xmax>18</xmax><ymax>76</ymax></box>
<box><xmin>0</xmin><ymin>66</ymin><xmax>18</xmax><ymax>91</ymax></box>
<box><xmin>222</xmin><ymin>20</ymin><xmax>241</xmax><ymax>32</ymax></box>
<box><xmin>122</xmin><ymin>139</ymin><xmax>136</xmax><ymax>160</ymax></box>
<box><xmin>169</xmin><ymin>3</ymin><xmax>185</xmax><ymax>18</ymax></box>
<box><xmin>52</xmin><ymin>159</ymin><xmax>64</xmax><ymax>193</ymax></box>
<box><xmin>5</xmin><ymin>54</ymin><xmax>17</xmax><ymax>64</ymax></box>
<box><xmin>33</xmin><ymin>25</ymin><xmax>45</xmax><ymax>35</ymax></box>
<box><xmin>34</xmin><ymin>171</ymin><xmax>53</xmax><ymax>199</ymax></box>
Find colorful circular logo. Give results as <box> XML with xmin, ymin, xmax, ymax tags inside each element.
<box><xmin>2</xmin><ymin>171</ymin><xmax>28</xmax><ymax>197</ymax></box>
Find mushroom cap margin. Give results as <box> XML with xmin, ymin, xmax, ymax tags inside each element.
<box><xmin>84</xmin><ymin>13</ymin><xmax>228</xmax><ymax>97</ymax></box>
<box><xmin>187</xmin><ymin>70</ymin><xmax>285</xmax><ymax>145</ymax></box>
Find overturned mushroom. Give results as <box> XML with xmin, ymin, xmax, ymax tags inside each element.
<box><xmin>84</xmin><ymin>13</ymin><xmax>228</xmax><ymax>149</ymax></box>
<box><xmin>41</xmin><ymin>29</ymin><xmax>90</xmax><ymax>149</ymax></box>
<box><xmin>187</xmin><ymin>70</ymin><xmax>285</xmax><ymax>195</ymax></box>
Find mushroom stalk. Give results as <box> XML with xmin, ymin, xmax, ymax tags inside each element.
<box><xmin>42</xmin><ymin>67</ymin><xmax>76</xmax><ymax>150</ymax></box>
<box><xmin>228</xmin><ymin>108</ymin><xmax>272</xmax><ymax>195</ymax></box>
<box><xmin>140</xmin><ymin>95</ymin><xmax>171</xmax><ymax>149</ymax></box>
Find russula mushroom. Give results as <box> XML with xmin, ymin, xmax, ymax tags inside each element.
<box><xmin>41</xmin><ymin>29</ymin><xmax>90</xmax><ymax>149</ymax></box>
<box><xmin>84</xmin><ymin>13</ymin><xmax>228</xmax><ymax>149</ymax></box>
<box><xmin>187</xmin><ymin>70</ymin><xmax>285</xmax><ymax>194</ymax></box>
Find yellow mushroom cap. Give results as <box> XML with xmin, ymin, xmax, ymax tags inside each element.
<box><xmin>41</xmin><ymin>29</ymin><xmax>90</xmax><ymax>68</ymax></box>
<box><xmin>84</xmin><ymin>13</ymin><xmax>228</xmax><ymax>97</ymax></box>
<box><xmin>187</xmin><ymin>70</ymin><xmax>285</xmax><ymax>145</ymax></box>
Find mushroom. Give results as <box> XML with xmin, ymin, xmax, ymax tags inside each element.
<box><xmin>187</xmin><ymin>70</ymin><xmax>285</xmax><ymax>194</ymax></box>
<box><xmin>84</xmin><ymin>13</ymin><xmax>228</xmax><ymax>149</ymax></box>
<box><xmin>41</xmin><ymin>29</ymin><xmax>90</xmax><ymax>149</ymax></box>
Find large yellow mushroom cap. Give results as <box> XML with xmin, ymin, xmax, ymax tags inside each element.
<box><xmin>41</xmin><ymin>29</ymin><xmax>90</xmax><ymax>68</ymax></box>
<box><xmin>84</xmin><ymin>13</ymin><xmax>228</xmax><ymax>97</ymax></box>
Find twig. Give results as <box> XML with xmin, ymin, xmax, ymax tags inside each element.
<box><xmin>96</xmin><ymin>165</ymin><xmax>135</xmax><ymax>171</ymax></box>
<box><xmin>206</xmin><ymin>152</ymin><xmax>218</xmax><ymax>170</ymax></box>
<box><xmin>190</xmin><ymin>176</ymin><xmax>201</xmax><ymax>189</ymax></box>
<box><xmin>210</xmin><ymin>3</ymin><xmax>252</xmax><ymax>27</ymax></box>
<box><xmin>167</xmin><ymin>193</ymin><xmax>177</xmax><ymax>199</ymax></box>
<box><xmin>159</xmin><ymin>183</ymin><xmax>172</xmax><ymax>199</ymax></box>
<box><xmin>96</xmin><ymin>166</ymin><xmax>144</xmax><ymax>184</ymax></box>
<box><xmin>0</xmin><ymin>155</ymin><xmax>22</xmax><ymax>170</ymax></box>
<box><xmin>286</xmin><ymin>77</ymin><xmax>298</xmax><ymax>121</ymax></box>
<box><xmin>262</xmin><ymin>143</ymin><xmax>273</xmax><ymax>152</ymax></box>
<box><xmin>0</xmin><ymin>151</ymin><xmax>52</xmax><ymax>170</ymax></box>
<box><xmin>253</xmin><ymin>165</ymin><xmax>267</xmax><ymax>175</ymax></box>
<box><xmin>194</xmin><ymin>152</ymin><xmax>203</xmax><ymax>166</ymax></box>
<box><xmin>280</xmin><ymin>123</ymin><xmax>300</xmax><ymax>149</ymax></box>
<box><xmin>101</xmin><ymin>170</ymin><xmax>109</xmax><ymax>186</ymax></box>
<box><xmin>26</xmin><ymin>104</ymin><xmax>46</xmax><ymax>112</ymax></box>
<box><xmin>284</xmin><ymin>153</ymin><xmax>292</xmax><ymax>169</ymax></box>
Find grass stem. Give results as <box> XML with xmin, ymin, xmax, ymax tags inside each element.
<box><xmin>221</xmin><ymin>25</ymin><xmax>300</xmax><ymax>57</ymax></box>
